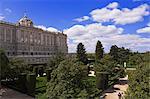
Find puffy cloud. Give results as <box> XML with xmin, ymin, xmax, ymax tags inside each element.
<box><xmin>137</xmin><ymin>23</ymin><xmax>150</xmax><ymax>34</ymax></box>
<box><xmin>34</xmin><ymin>25</ymin><xmax>60</xmax><ymax>32</ymax></box>
<box><xmin>0</xmin><ymin>14</ymin><xmax>5</xmax><ymax>20</ymax></box>
<box><xmin>90</xmin><ymin>3</ymin><xmax>149</xmax><ymax>25</ymax></box>
<box><xmin>64</xmin><ymin>23</ymin><xmax>150</xmax><ymax>53</ymax></box>
<box><xmin>74</xmin><ymin>16</ymin><xmax>90</xmax><ymax>22</ymax></box>
<box><xmin>147</xmin><ymin>22</ymin><xmax>150</xmax><ymax>26</ymax></box>
<box><xmin>0</xmin><ymin>16</ymin><xmax>5</xmax><ymax>20</ymax></box>
<box><xmin>106</xmin><ymin>2</ymin><xmax>119</xmax><ymax>9</ymax></box>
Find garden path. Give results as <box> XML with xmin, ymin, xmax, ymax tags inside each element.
<box><xmin>104</xmin><ymin>76</ymin><xmax>128</xmax><ymax>99</ymax></box>
<box><xmin>0</xmin><ymin>86</ymin><xmax>34</xmax><ymax>99</ymax></box>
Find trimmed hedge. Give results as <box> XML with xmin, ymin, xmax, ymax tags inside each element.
<box><xmin>33</xmin><ymin>67</ymin><xmax>38</xmax><ymax>77</ymax></box>
<box><xmin>96</xmin><ymin>72</ymin><xmax>109</xmax><ymax>90</ymax></box>
<box><xmin>18</xmin><ymin>73</ymin><xmax>27</xmax><ymax>93</ymax></box>
<box><xmin>26</xmin><ymin>73</ymin><xmax>36</xmax><ymax>96</ymax></box>
<box><xmin>46</xmin><ymin>69</ymin><xmax>52</xmax><ymax>82</ymax></box>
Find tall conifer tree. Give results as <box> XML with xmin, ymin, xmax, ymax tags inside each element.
<box><xmin>76</xmin><ymin>43</ymin><xmax>88</xmax><ymax>64</ymax></box>
<box><xmin>95</xmin><ymin>40</ymin><xmax>104</xmax><ymax>61</ymax></box>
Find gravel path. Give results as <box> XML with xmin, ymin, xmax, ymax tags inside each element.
<box><xmin>104</xmin><ymin>76</ymin><xmax>128</xmax><ymax>99</ymax></box>
<box><xmin>0</xmin><ymin>87</ymin><xmax>34</xmax><ymax>99</ymax></box>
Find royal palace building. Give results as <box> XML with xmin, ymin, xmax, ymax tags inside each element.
<box><xmin>0</xmin><ymin>15</ymin><xmax>68</xmax><ymax>65</ymax></box>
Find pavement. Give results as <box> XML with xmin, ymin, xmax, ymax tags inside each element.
<box><xmin>103</xmin><ymin>76</ymin><xmax>128</xmax><ymax>99</ymax></box>
<box><xmin>0</xmin><ymin>86</ymin><xmax>34</xmax><ymax>99</ymax></box>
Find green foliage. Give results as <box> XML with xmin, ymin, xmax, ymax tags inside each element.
<box><xmin>126</xmin><ymin>52</ymin><xmax>150</xmax><ymax>99</ymax></box>
<box><xmin>0</xmin><ymin>49</ymin><xmax>10</xmax><ymax>79</ymax></box>
<box><xmin>96</xmin><ymin>72</ymin><xmax>109</xmax><ymax>90</ymax></box>
<box><xmin>76</xmin><ymin>43</ymin><xmax>88</xmax><ymax>64</ymax></box>
<box><xmin>126</xmin><ymin>62</ymin><xmax>150</xmax><ymax>99</ymax></box>
<box><xmin>46</xmin><ymin>59</ymin><xmax>100</xmax><ymax>99</ymax></box>
<box><xmin>94</xmin><ymin>54</ymin><xmax>116</xmax><ymax>72</ymax></box>
<box><xmin>87</xmin><ymin>53</ymin><xmax>95</xmax><ymax>60</ymax></box>
<box><xmin>48</xmin><ymin>52</ymin><xmax>66</xmax><ymax>71</ymax></box>
<box><xmin>36</xmin><ymin>77</ymin><xmax>47</xmax><ymax>99</ymax></box>
<box><xmin>128</xmin><ymin>52</ymin><xmax>149</xmax><ymax>67</ymax></box>
<box><xmin>26</xmin><ymin>73</ymin><xmax>36</xmax><ymax>96</ymax></box>
<box><xmin>33</xmin><ymin>67</ymin><xmax>39</xmax><ymax>77</ymax></box>
<box><xmin>46</xmin><ymin>69</ymin><xmax>52</xmax><ymax>82</ymax></box>
<box><xmin>18</xmin><ymin>73</ymin><xmax>27</xmax><ymax>93</ymax></box>
<box><xmin>8</xmin><ymin>58</ymin><xmax>28</xmax><ymax>79</ymax></box>
<box><xmin>95</xmin><ymin>40</ymin><xmax>104</xmax><ymax>61</ymax></box>
<box><xmin>94</xmin><ymin>54</ymin><xmax>126</xmax><ymax>86</ymax></box>
<box><xmin>109</xmin><ymin>45</ymin><xmax>130</xmax><ymax>65</ymax></box>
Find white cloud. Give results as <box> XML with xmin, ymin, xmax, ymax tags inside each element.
<box><xmin>0</xmin><ymin>14</ymin><xmax>5</xmax><ymax>20</ymax></box>
<box><xmin>147</xmin><ymin>22</ymin><xmax>150</xmax><ymax>26</ymax></box>
<box><xmin>34</xmin><ymin>25</ymin><xmax>60</xmax><ymax>32</ymax></box>
<box><xmin>137</xmin><ymin>23</ymin><xmax>150</xmax><ymax>34</ymax></box>
<box><xmin>74</xmin><ymin>16</ymin><xmax>90</xmax><ymax>22</ymax></box>
<box><xmin>5</xmin><ymin>8</ymin><xmax>12</xmax><ymax>13</ymax></box>
<box><xmin>64</xmin><ymin>23</ymin><xmax>150</xmax><ymax>53</ymax></box>
<box><xmin>106</xmin><ymin>2</ymin><xmax>119</xmax><ymax>9</ymax></box>
<box><xmin>90</xmin><ymin>3</ymin><xmax>149</xmax><ymax>25</ymax></box>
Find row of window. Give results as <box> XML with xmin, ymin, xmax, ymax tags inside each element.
<box><xmin>26</xmin><ymin>58</ymin><xmax>49</xmax><ymax>63</ymax></box>
<box><xmin>7</xmin><ymin>52</ymin><xmax>55</xmax><ymax>56</ymax></box>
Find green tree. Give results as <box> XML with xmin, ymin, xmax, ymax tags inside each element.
<box><xmin>95</xmin><ymin>40</ymin><xmax>104</xmax><ymax>61</ymax></box>
<box><xmin>94</xmin><ymin>55</ymin><xmax>116</xmax><ymax>72</ymax></box>
<box><xmin>126</xmin><ymin>52</ymin><xmax>150</xmax><ymax>98</ymax></box>
<box><xmin>46</xmin><ymin>59</ymin><xmax>100</xmax><ymax>99</ymax></box>
<box><xmin>109</xmin><ymin>45</ymin><xmax>130</xmax><ymax>65</ymax></box>
<box><xmin>8</xmin><ymin>58</ymin><xmax>28</xmax><ymax>79</ymax></box>
<box><xmin>94</xmin><ymin>54</ymin><xmax>125</xmax><ymax>85</ymax></box>
<box><xmin>48</xmin><ymin>52</ymin><xmax>66</xmax><ymax>71</ymax></box>
<box><xmin>76</xmin><ymin>43</ymin><xmax>88</xmax><ymax>64</ymax></box>
<box><xmin>109</xmin><ymin>45</ymin><xmax>118</xmax><ymax>62</ymax></box>
<box><xmin>126</xmin><ymin>62</ymin><xmax>150</xmax><ymax>99</ymax></box>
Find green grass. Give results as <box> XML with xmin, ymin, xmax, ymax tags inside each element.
<box><xmin>35</xmin><ymin>77</ymin><xmax>47</xmax><ymax>99</ymax></box>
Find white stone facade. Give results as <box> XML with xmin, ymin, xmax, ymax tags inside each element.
<box><xmin>0</xmin><ymin>16</ymin><xmax>68</xmax><ymax>64</ymax></box>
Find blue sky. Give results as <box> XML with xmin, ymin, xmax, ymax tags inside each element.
<box><xmin>0</xmin><ymin>0</ymin><xmax>150</xmax><ymax>53</ymax></box>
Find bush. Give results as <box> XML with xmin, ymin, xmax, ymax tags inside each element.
<box><xmin>46</xmin><ymin>69</ymin><xmax>52</xmax><ymax>82</ymax></box>
<box><xmin>18</xmin><ymin>73</ymin><xmax>27</xmax><ymax>93</ymax></box>
<box><xmin>26</xmin><ymin>73</ymin><xmax>36</xmax><ymax>96</ymax></box>
<box><xmin>96</xmin><ymin>72</ymin><xmax>109</xmax><ymax>90</ymax></box>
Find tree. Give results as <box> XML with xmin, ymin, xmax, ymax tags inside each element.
<box><xmin>94</xmin><ymin>54</ymin><xmax>125</xmax><ymax>85</ymax></box>
<box><xmin>76</xmin><ymin>43</ymin><xmax>88</xmax><ymax>64</ymax></box>
<box><xmin>46</xmin><ymin>60</ymin><xmax>86</xmax><ymax>99</ymax></box>
<box><xmin>46</xmin><ymin>59</ymin><xmax>100</xmax><ymax>99</ymax></box>
<box><xmin>109</xmin><ymin>45</ymin><xmax>130</xmax><ymax>65</ymax></box>
<box><xmin>95</xmin><ymin>40</ymin><xmax>104</xmax><ymax>61</ymax></box>
<box><xmin>94</xmin><ymin>55</ymin><xmax>116</xmax><ymax>72</ymax></box>
<box><xmin>48</xmin><ymin>52</ymin><xmax>66</xmax><ymax>71</ymax></box>
<box><xmin>109</xmin><ymin>45</ymin><xmax>119</xmax><ymax>62</ymax></box>
<box><xmin>126</xmin><ymin>62</ymin><xmax>150</xmax><ymax>99</ymax></box>
<box><xmin>8</xmin><ymin>58</ymin><xmax>28</xmax><ymax>79</ymax></box>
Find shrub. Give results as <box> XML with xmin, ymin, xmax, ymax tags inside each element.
<box><xmin>46</xmin><ymin>69</ymin><xmax>52</xmax><ymax>82</ymax></box>
<box><xmin>18</xmin><ymin>73</ymin><xmax>27</xmax><ymax>93</ymax></box>
<box><xmin>26</xmin><ymin>73</ymin><xmax>36</xmax><ymax>96</ymax></box>
<box><xmin>96</xmin><ymin>72</ymin><xmax>109</xmax><ymax>90</ymax></box>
